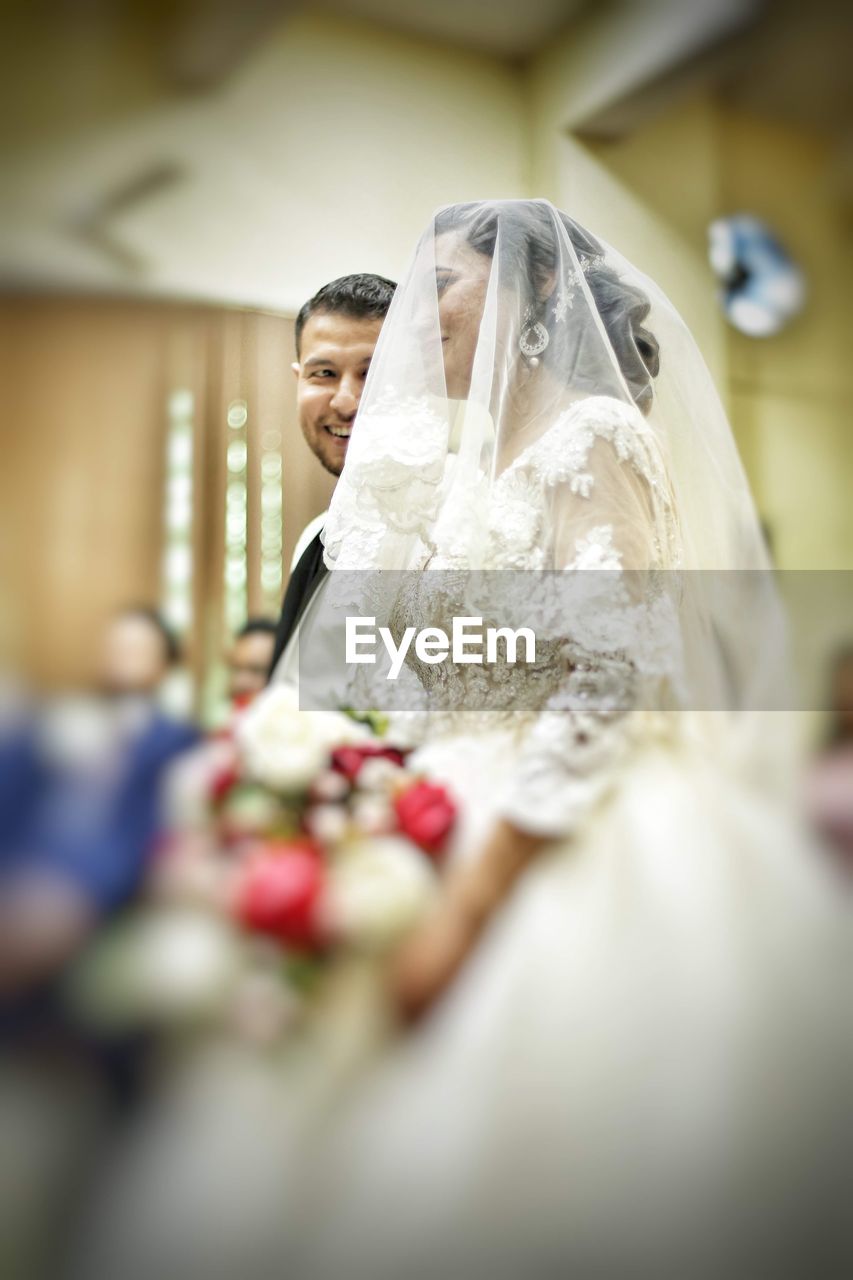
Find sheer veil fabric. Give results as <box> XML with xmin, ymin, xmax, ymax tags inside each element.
<box><xmin>321</xmin><ymin>199</ymin><xmax>788</xmax><ymax>732</ymax></box>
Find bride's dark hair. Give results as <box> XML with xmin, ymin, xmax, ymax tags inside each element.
<box><xmin>435</xmin><ymin>201</ymin><xmax>660</xmax><ymax>414</ymax></box>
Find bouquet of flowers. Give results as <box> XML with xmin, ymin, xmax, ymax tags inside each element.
<box><xmin>69</xmin><ymin>688</ymin><xmax>456</xmax><ymax>1045</ymax></box>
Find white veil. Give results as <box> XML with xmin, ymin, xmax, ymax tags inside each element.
<box><xmin>320</xmin><ymin>199</ymin><xmax>788</xmax><ymax>720</ymax></box>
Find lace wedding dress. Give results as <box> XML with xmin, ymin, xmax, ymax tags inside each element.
<box><xmin>285</xmin><ymin>391</ymin><xmax>849</xmax><ymax>1279</ymax></box>
<box><xmin>326</xmin><ymin>389</ymin><xmax>681</xmax><ymax>836</ymax></box>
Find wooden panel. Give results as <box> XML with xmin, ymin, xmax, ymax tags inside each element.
<box><xmin>0</xmin><ymin>297</ymin><xmax>335</xmax><ymax>698</ymax></box>
<box><xmin>1</xmin><ymin>298</ymin><xmax>169</xmax><ymax>687</ymax></box>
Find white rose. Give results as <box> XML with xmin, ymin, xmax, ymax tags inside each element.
<box><xmin>236</xmin><ymin>686</ymin><xmax>368</xmax><ymax>793</ymax></box>
<box><xmin>323</xmin><ymin>837</ymin><xmax>437</xmax><ymax>950</ymax></box>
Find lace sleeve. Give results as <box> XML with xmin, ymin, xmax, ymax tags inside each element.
<box><xmin>500</xmin><ymin>396</ymin><xmax>680</xmax><ymax>838</ymax></box>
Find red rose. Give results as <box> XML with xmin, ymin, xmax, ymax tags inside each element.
<box><xmin>330</xmin><ymin>744</ymin><xmax>406</xmax><ymax>782</ymax></box>
<box><xmin>233</xmin><ymin>839</ymin><xmax>327</xmax><ymax>950</ymax></box>
<box><xmin>394</xmin><ymin>781</ymin><xmax>456</xmax><ymax>859</ymax></box>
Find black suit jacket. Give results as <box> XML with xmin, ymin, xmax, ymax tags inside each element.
<box><xmin>267</xmin><ymin>530</ymin><xmax>328</xmax><ymax>680</ymax></box>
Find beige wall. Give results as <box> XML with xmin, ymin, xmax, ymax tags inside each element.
<box><xmin>527</xmin><ymin>15</ymin><xmax>851</xmax><ymax>578</ymax></box>
<box><xmin>718</xmin><ymin>111</ymin><xmax>853</xmax><ymax>711</ymax></box>
<box><xmin>2</xmin><ymin>11</ymin><xmax>527</xmax><ymax>312</ymax></box>
<box><xmin>719</xmin><ymin>110</ymin><xmax>853</xmax><ymax>571</ymax></box>
<box><xmin>525</xmin><ymin>1</ymin><xmax>739</xmax><ymax>386</ymax></box>
<box><xmin>526</xmin><ymin>89</ymin><xmax>727</xmax><ymax>385</ymax></box>
<box><xmin>126</xmin><ymin>12</ymin><xmax>527</xmax><ymax>309</ymax></box>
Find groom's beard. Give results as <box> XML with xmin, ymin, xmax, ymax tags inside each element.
<box><xmin>309</xmin><ymin>421</ymin><xmax>354</xmax><ymax>476</ymax></box>
<box><xmin>319</xmin><ymin>449</ymin><xmax>345</xmax><ymax>478</ymax></box>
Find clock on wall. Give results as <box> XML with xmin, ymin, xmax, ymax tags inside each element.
<box><xmin>708</xmin><ymin>214</ymin><xmax>806</xmax><ymax>337</ymax></box>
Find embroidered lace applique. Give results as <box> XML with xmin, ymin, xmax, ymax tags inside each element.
<box><xmin>327</xmin><ymin>392</ymin><xmax>684</xmax><ymax>837</ymax></box>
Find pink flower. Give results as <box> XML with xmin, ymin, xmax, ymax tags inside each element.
<box><xmin>394</xmin><ymin>782</ymin><xmax>456</xmax><ymax>860</ymax></box>
<box><xmin>233</xmin><ymin>839</ymin><xmax>327</xmax><ymax>951</ymax></box>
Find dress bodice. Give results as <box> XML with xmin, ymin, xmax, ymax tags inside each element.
<box><xmin>326</xmin><ymin>393</ymin><xmax>683</xmax><ymax>835</ymax></box>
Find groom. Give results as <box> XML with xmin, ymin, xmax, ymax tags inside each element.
<box><xmin>267</xmin><ymin>273</ymin><xmax>395</xmax><ymax>678</ymax></box>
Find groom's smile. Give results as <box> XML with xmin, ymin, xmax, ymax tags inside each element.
<box><xmin>293</xmin><ymin>311</ymin><xmax>384</xmax><ymax>477</ymax></box>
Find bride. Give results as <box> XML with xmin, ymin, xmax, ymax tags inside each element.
<box><xmin>77</xmin><ymin>202</ymin><xmax>850</xmax><ymax>1280</ymax></box>
<box><xmin>290</xmin><ymin>198</ymin><xmax>850</xmax><ymax>1277</ymax></box>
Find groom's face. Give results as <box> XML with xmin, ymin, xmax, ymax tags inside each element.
<box><xmin>293</xmin><ymin>311</ymin><xmax>383</xmax><ymax>477</ymax></box>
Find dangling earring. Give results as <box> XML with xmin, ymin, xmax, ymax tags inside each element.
<box><xmin>519</xmin><ymin>305</ymin><xmax>549</xmax><ymax>362</ymax></box>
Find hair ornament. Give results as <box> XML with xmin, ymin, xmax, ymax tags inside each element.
<box><xmin>552</xmin><ymin>253</ymin><xmax>607</xmax><ymax>323</ymax></box>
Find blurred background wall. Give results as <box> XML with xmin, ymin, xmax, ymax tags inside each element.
<box><xmin>2</xmin><ymin>0</ymin><xmax>850</xmax><ymax>714</ymax></box>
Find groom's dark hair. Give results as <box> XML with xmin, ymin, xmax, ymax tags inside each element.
<box><xmin>295</xmin><ymin>273</ymin><xmax>396</xmax><ymax>356</ymax></box>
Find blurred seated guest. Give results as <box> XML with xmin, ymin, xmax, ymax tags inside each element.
<box><xmin>0</xmin><ymin>612</ymin><xmax>199</xmax><ymax>1277</ymax></box>
<box><xmin>98</xmin><ymin>606</ymin><xmax>181</xmax><ymax>698</ymax></box>
<box><xmin>227</xmin><ymin>618</ymin><xmax>277</xmax><ymax>709</ymax></box>
<box><xmin>0</xmin><ymin>608</ymin><xmax>199</xmax><ymax>1003</ymax></box>
<box><xmin>807</xmin><ymin>644</ymin><xmax>853</xmax><ymax>877</ymax></box>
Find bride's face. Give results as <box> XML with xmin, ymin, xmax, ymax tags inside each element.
<box><xmin>434</xmin><ymin>231</ymin><xmax>493</xmax><ymax>399</ymax></box>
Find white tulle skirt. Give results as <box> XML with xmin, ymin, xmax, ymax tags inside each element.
<box><xmin>286</xmin><ymin>723</ymin><xmax>850</xmax><ymax>1278</ymax></box>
